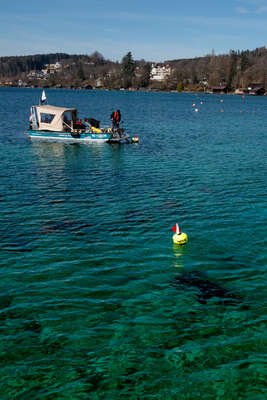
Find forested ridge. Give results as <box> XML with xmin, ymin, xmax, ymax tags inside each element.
<box><xmin>1</xmin><ymin>47</ymin><xmax>267</xmax><ymax>91</ymax></box>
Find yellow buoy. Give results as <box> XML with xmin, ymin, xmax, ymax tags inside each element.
<box><xmin>172</xmin><ymin>232</ymin><xmax>188</xmax><ymax>245</ymax></box>
<box><xmin>171</xmin><ymin>223</ymin><xmax>188</xmax><ymax>245</ymax></box>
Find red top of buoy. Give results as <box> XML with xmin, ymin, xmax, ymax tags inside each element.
<box><xmin>171</xmin><ymin>223</ymin><xmax>181</xmax><ymax>235</ymax></box>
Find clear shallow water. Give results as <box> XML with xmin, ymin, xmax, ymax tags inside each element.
<box><xmin>0</xmin><ymin>88</ymin><xmax>266</xmax><ymax>399</ymax></box>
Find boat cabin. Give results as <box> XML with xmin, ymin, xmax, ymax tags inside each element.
<box><xmin>30</xmin><ymin>104</ymin><xmax>77</xmax><ymax>132</ymax></box>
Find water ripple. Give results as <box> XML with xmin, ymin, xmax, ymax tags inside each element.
<box><xmin>0</xmin><ymin>89</ymin><xmax>266</xmax><ymax>398</ymax></box>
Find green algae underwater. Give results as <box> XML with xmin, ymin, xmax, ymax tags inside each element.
<box><xmin>0</xmin><ymin>88</ymin><xmax>266</xmax><ymax>399</ymax></box>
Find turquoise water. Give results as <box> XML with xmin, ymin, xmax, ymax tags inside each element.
<box><xmin>0</xmin><ymin>88</ymin><xmax>266</xmax><ymax>399</ymax></box>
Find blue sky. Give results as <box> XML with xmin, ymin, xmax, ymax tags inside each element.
<box><xmin>1</xmin><ymin>0</ymin><xmax>267</xmax><ymax>61</ymax></box>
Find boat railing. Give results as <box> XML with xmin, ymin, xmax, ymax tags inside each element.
<box><xmin>63</xmin><ymin>120</ymin><xmax>73</xmax><ymax>132</ymax></box>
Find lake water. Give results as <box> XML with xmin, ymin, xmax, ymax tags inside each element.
<box><xmin>0</xmin><ymin>88</ymin><xmax>266</xmax><ymax>399</ymax></box>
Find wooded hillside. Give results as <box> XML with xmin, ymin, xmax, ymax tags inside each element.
<box><xmin>1</xmin><ymin>47</ymin><xmax>267</xmax><ymax>91</ymax></box>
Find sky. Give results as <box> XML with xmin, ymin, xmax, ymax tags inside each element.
<box><xmin>1</xmin><ymin>0</ymin><xmax>267</xmax><ymax>61</ymax></box>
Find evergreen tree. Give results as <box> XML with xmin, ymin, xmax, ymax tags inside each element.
<box><xmin>134</xmin><ymin>61</ymin><xmax>151</xmax><ymax>87</ymax></box>
<box><xmin>240</xmin><ymin>52</ymin><xmax>250</xmax><ymax>72</ymax></box>
<box><xmin>177</xmin><ymin>81</ymin><xmax>184</xmax><ymax>92</ymax></box>
<box><xmin>227</xmin><ymin>50</ymin><xmax>238</xmax><ymax>89</ymax></box>
<box><xmin>77</xmin><ymin>63</ymin><xmax>85</xmax><ymax>80</ymax></box>
<box><xmin>121</xmin><ymin>52</ymin><xmax>136</xmax><ymax>88</ymax></box>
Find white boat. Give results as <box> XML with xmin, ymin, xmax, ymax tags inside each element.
<box><xmin>27</xmin><ymin>103</ymin><xmax>130</xmax><ymax>143</ymax></box>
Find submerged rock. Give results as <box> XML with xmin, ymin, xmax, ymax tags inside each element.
<box><xmin>173</xmin><ymin>271</ymin><xmax>242</xmax><ymax>305</ymax></box>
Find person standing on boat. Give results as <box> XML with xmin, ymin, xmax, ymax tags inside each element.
<box><xmin>110</xmin><ymin>109</ymin><xmax>121</xmax><ymax>129</ymax></box>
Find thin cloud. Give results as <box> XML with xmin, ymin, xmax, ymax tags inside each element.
<box><xmin>236</xmin><ymin>6</ymin><xmax>250</xmax><ymax>13</ymax></box>
<box><xmin>235</xmin><ymin>0</ymin><xmax>267</xmax><ymax>14</ymax></box>
<box><xmin>114</xmin><ymin>11</ymin><xmax>178</xmax><ymax>23</ymax></box>
<box><xmin>236</xmin><ymin>5</ymin><xmax>267</xmax><ymax>13</ymax></box>
<box><xmin>183</xmin><ymin>14</ymin><xmax>267</xmax><ymax>29</ymax></box>
<box><xmin>254</xmin><ymin>5</ymin><xmax>267</xmax><ymax>13</ymax></box>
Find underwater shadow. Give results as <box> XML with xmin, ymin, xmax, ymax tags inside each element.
<box><xmin>173</xmin><ymin>270</ymin><xmax>245</xmax><ymax>306</ymax></box>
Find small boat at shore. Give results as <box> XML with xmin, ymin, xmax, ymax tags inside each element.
<box><xmin>27</xmin><ymin>98</ymin><xmax>131</xmax><ymax>144</ymax></box>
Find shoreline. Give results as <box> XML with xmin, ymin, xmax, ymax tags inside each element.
<box><xmin>0</xmin><ymin>85</ymin><xmax>265</xmax><ymax>96</ymax></box>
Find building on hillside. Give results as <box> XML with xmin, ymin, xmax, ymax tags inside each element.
<box><xmin>0</xmin><ymin>80</ymin><xmax>14</xmax><ymax>86</ymax></box>
<box><xmin>199</xmin><ymin>78</ymin><xmax>208</xmax><ymax>86</ymax></box>
<box><xmin>150</xmin><ymin>63</ymin><xmax>171</xmax><ymax>81</ymax></box>
<box><xmin>247</xmin><ymin>83</ymin><xmax>265</xmax><ymax>95</ymax></box>
<box><xmin>234</xmin><ymin>88</ymin><xmax>245</xmax><ymax>95</ymax></box>
<box><xmin>95</xmin><ymin>78</ymin><xmax>103</xmax><ymax>88</ymax></box>
<box><xmin>42</xmin><ymin>62</ymin><xmax>62</xmax><ymax>75</ymax></box>
<box><xmin>210</xmin><ymin>85</ymin><xmax>229</xmax><ymax>94</ymax></box>
<box><xmin>27</xmin><ymin>70</ymin><xmax>46</xmax><ymax>79</ymax></box>
<box><xmin>18</xmin><ymin>79</ymin><xmax>27</xmax><ymax>87</ymax></box>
